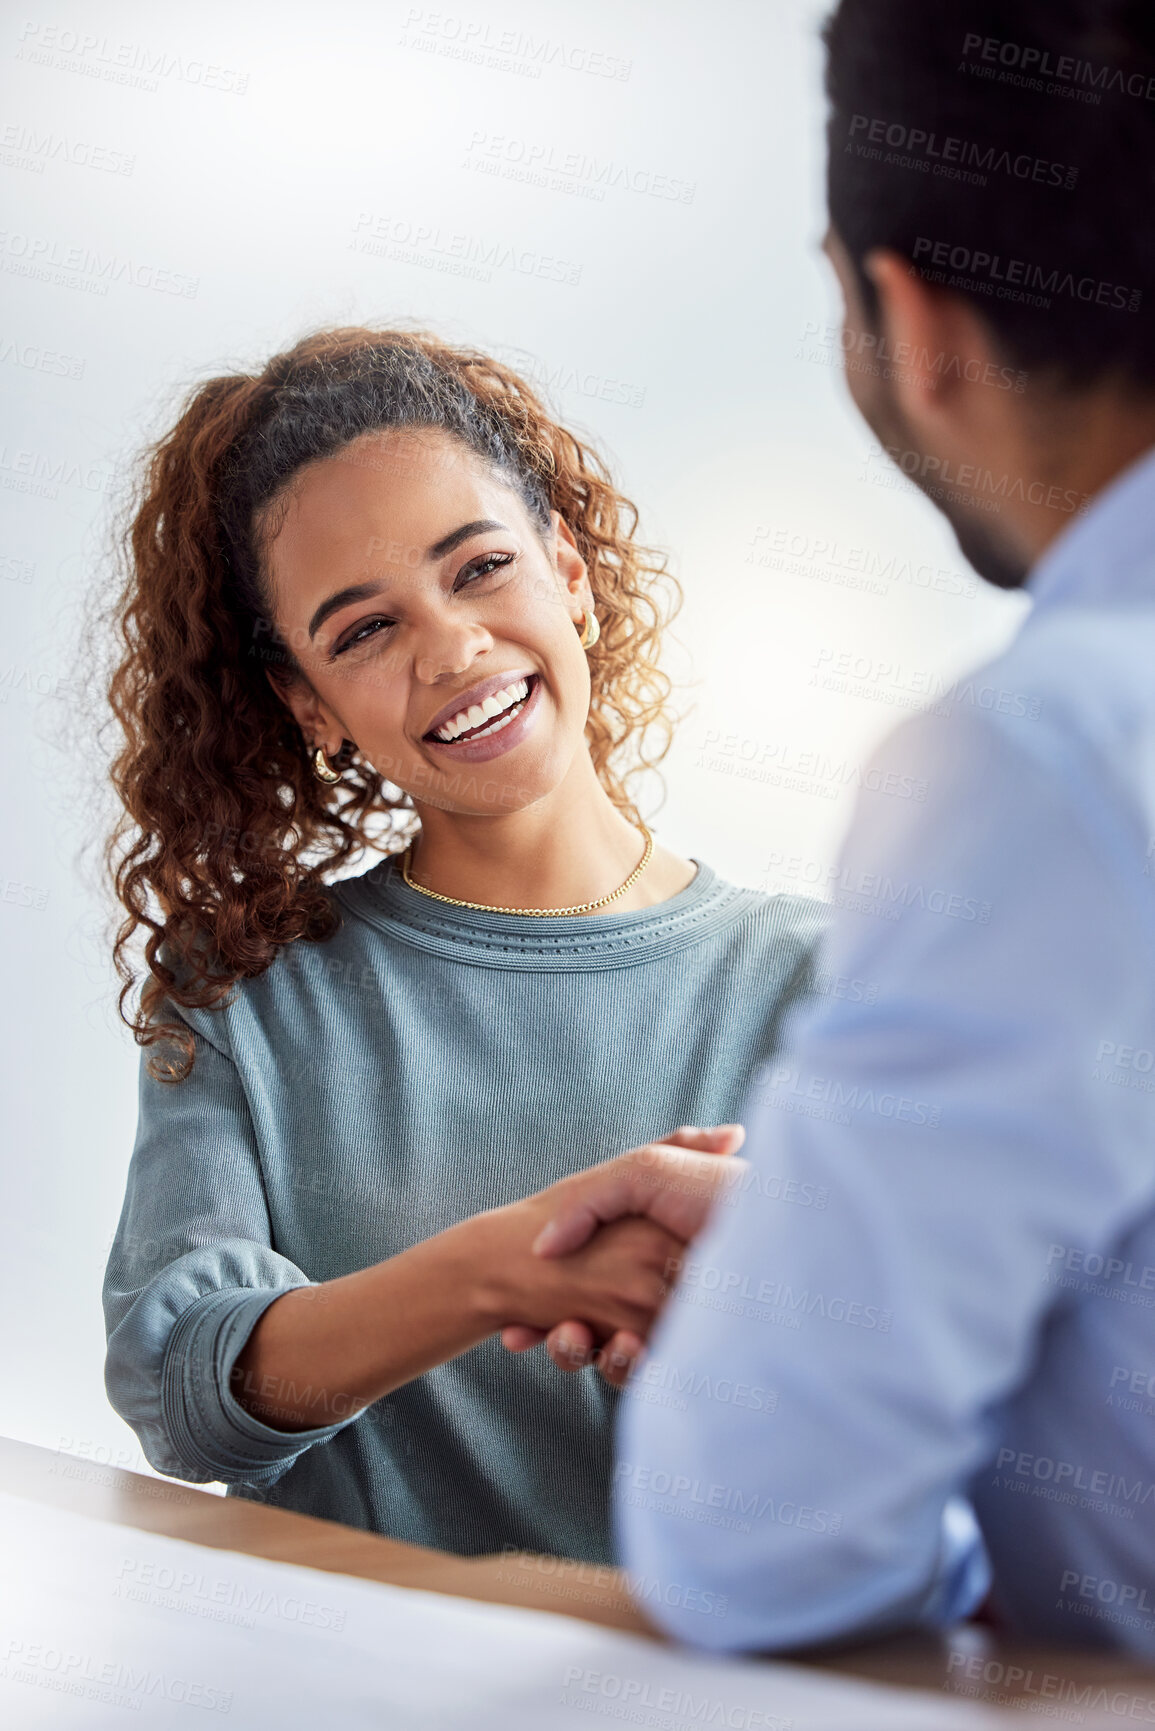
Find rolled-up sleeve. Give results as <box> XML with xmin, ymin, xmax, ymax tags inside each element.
<box><xmin>103</xmin><ymin>1002</ymin><xmax>357</xmax><ymax>1486</ymax></box>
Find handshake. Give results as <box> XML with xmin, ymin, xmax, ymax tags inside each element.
<box><xmin>484</xmin><ymin>1125</ymin><xmax>747</xmax><ymax>1389</ymax></box>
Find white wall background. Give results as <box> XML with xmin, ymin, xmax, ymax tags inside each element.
<box><xmin>0</xmin><ymin>0</ymin><xmax>1029</xmax><ymax>1478</ymax></box>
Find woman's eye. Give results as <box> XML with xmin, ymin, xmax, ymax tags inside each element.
<box><xmin>455</xmin><ymin>551</ymin><xmax>514</xmax><ymax>590</ymax></box>
<box><xmin>330</xmin><ymin>554</ymin><xmax>514</xmax><ymax>655</ymax></box>
<box><xmin>332</xmin><ymin>617</ymin><xmax>394</xmax><ymax>657</ymax></box>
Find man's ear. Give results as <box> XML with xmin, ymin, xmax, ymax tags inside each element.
<box><xmin>864</xmin><ymin>246</ymin><xmax>1003</xmax><ymax>425</ymax></box>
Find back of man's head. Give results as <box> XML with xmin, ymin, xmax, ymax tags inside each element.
<box><xmin>824</xmin><ymin>0</ymin><xmax>1155</xmax><ymax>392</ymax></box>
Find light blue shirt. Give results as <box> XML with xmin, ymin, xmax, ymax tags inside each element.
<box><xmin>616</xmin><ymin>444</ymin><xmax>1155</xmax><ymax>1656</ymax></box>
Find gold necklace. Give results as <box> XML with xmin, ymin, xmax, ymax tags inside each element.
<box><xmin>399</xmin><ymin>825</ymin><xmax>654</xmax><ymax>916</ymax></box>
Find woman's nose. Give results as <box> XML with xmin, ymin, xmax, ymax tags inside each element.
<box><xmin>412</xmin><ymin>616</ymin><xmax>493</xmax><ymax>686</ymax></box>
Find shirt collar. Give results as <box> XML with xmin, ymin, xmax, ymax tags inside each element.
<box><xmin>1025</xmin><ymin>438</ymin><xmax>1155</xmax><ymax>612</ymax></box>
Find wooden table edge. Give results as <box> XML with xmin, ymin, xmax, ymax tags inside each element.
<box><xmin>5</xmin><ymin>1435</ymin><xmax>1154</xmax><ymax>1715</ymax></box>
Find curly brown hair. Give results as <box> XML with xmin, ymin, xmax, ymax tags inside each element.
<box><xmin>96</xmin><ymin>325</ymin><xmax>683</xmax><ymax>1082</ymax></box>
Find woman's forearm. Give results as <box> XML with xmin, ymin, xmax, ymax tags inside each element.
<box><xmin>230</xmin><ymin>1216</ymin><xmax>501</xmax><ymax>1432</ymax></box>
<box><xmin>228</xmin><ymin>1154</ymin><xmax>695</xmax><ymax>1433</ymax></box>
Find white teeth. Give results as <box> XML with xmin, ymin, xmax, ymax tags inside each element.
<box><xmin>482</xmin><ymin>709</ymin><xmax>515</xmax><ymax>736</ymax></box>
<box><xmin>432</xmin><ymin>678</ymin><xmax>532</xmax><ymax>742</ymax></box>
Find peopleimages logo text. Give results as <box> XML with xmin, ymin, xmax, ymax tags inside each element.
<box><xmin>994</xmin><ymin>1447</ymin><xmax>1155</xmax><ymax>1508</ymax></box>
<box><xmin>961</xmin><ymin>32</ymin><xmax>1155</xmax><ymax>103</ymax></box>
<box><xmin>913</xmin><ymin>237</ymin><xmax>1142</xmax><ymax>313</ymax></box>
<box><xmin>847</xmin><ymin>114</ymin><xmax>1077</xmax><ymax>187</ymax></box>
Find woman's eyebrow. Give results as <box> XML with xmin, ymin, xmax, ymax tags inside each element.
<box><xmin>308</xmin><ymin>581</ymin><xmax>384</xmax><ymax>643</ymax></box>
<box><xmin>427</xmin><ymin>518</ymin><xmax>507</xmax><ymax>559</ymax></box>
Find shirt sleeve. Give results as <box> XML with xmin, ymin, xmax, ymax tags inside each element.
<box><xmin>102</xmin><ymin>996</ymin><xmax>359</xmax><ymax>1487</ymax></box>
<box><xmin>614</xmin><ymin>699</ymin><xmax>1155</xmax><ymax>1653</ymax></box>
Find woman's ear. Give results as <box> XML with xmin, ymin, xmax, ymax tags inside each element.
<box><xmin>264</xmin><ymin>665</ymin><xmax>341</xmax><ymax>754</ymax></box>
<box><xmin>551</xmin><ymin>512</ymin><xmax>592</xmax><ymax>615</ymax></box>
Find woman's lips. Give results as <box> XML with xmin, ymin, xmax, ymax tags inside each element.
<box><xmin>422</xmin><ymin>673</ymin><xmax>543</xmax><ymax>764</ymax></box>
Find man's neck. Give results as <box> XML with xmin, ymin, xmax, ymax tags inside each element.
<box><xmin>998</xmin><ymin>392</ymin><xmax>1155</xmax><ymax>571</ymax></box>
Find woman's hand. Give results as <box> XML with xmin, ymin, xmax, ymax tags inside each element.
<box><xmin>469</xmin><ymin>1195</ymin><xmax>683</xmax><ymax>1345</ymax></box>
<box><xmin>499</xmin><ymin>1124</ymin><xmax>746</xmax><ymax>1388</ymax></box>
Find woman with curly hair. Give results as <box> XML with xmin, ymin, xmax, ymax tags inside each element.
<box><xmin>100</xmin><ymin>325</ymin><xmax>825</xmax><ymax>1565</ymax></box>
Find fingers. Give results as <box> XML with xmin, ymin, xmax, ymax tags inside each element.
<box><xmin>534</xmin><ymin>1141</ymin><xmax>749</xmax><ymax>1259</ymax></box>
<box><xmin>593</xmin><ymin>1329</ymin><xmax>646</xmax><ymax>1389</ymax></box>
<box><xmin>617</xmin><ymin>1142</ymin><xmax>748</xmax><ymax>1242</ymax></box>
<box><xmin>667</xmin><ymin>1123</ymin><xmax>746</xmax><ymax>1156</ymax></box>
<box><xmin>661</xmin><ymin>1241</ymin><xmax>686</xmax><ymax>1287</ymax></box>
<box><xmin>503</xmin><ymin>1316</ymin><xmax>646</xmax><ymax>1386</ymax></box>
<box><xmin>500</xmin><ymin>1324</ymin><xmax>548</xmax><ymax>1352</ymax></box>
<box><xmin>531</xmin><ymin>1199</ymin><xmax>607</xmax><ymax>1260</ymax></box>
<box><xmin>501</xmin><ymin>1318</ymin><xmax>635</xmax><ymax>1374</ymax></box>
<box><xmin>542</xmin><ymin>1323</ymin><xmax>647</xmax><ymax>1388</ymax></box>
<box><xmin>528</xmin><ymin>1125</ymin><xmax>746</xmax><ymax>1260</ymax></box>
<box><xmin>544</xmin><ymin>1320</ymin><xmax>596</xmax><ymax>1372</ymax></box>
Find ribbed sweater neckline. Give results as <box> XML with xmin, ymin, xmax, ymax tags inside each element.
<box><xmin>334</xmin><ymin>853</ymin><xmax>761</xmax><ymax>970</ymax></box>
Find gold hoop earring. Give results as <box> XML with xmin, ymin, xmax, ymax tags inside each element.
<box><xmin>311</xmin><ymin>744</ymin><xmax>342</xmax><ymax>784</ymax></box>
<box><xmin>577</xmin><ymin>607</ymin><xmax>600</xmax><ymax>650</ymax></box>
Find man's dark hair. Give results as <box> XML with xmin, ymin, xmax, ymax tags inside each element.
<box><xmin>823</xmin><ymin>0</ymin><xmax>1155</xmax><ymax>389</ymax></box>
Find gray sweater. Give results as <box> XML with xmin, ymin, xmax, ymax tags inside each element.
<box><xmin>103</xmin><ymin>854</ymin><xmax>826</xmax><ymax>1563</ymax></box>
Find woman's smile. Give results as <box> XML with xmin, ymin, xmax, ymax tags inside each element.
<box><xmin>422</xmin><ymin>670</ymin><xmax>544</xmax><ymax>764</ymax></box>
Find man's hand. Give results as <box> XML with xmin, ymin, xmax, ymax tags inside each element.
<box><xmin>500</xmin><ymin>1124</ymin><xmax>746</xmax><ymax>1386</ymax></box>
